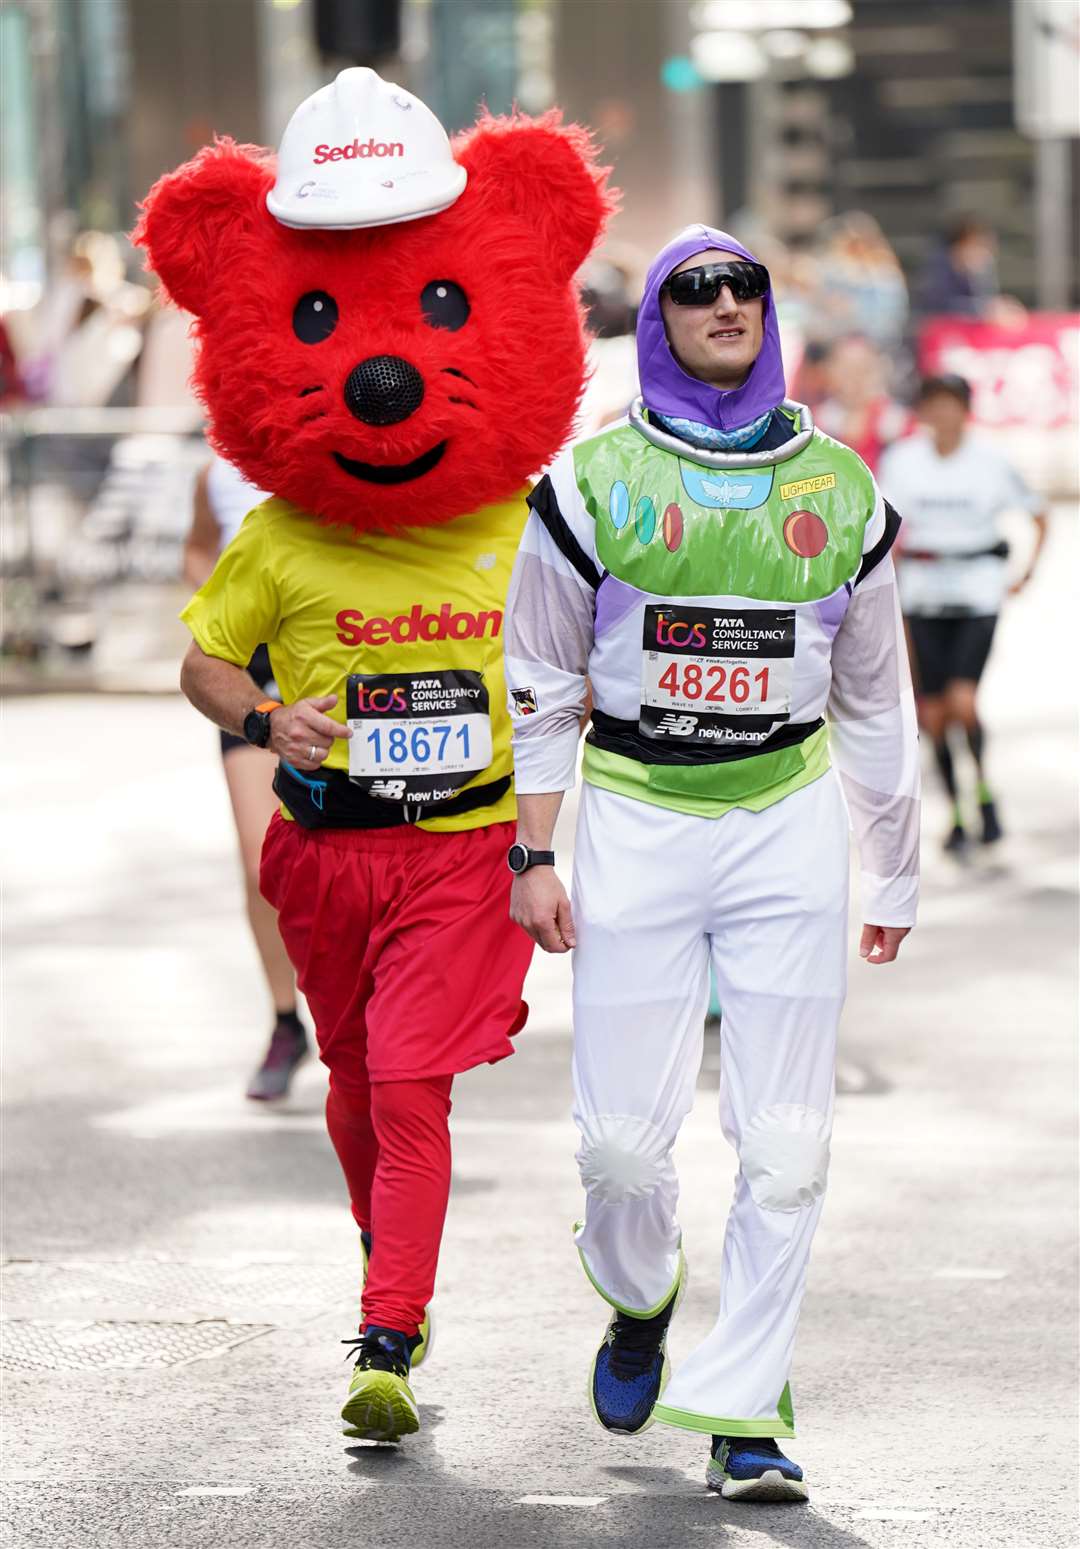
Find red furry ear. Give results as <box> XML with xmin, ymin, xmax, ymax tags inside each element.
<box><xmin>453</xmin><ymin>111</ymin><xmax>616</xmax><ymax>283</ymax></box>
<box><xmin>133</xmin><ymin>138</ymin><xmax>274</xmax><ymax>317</ymax></box>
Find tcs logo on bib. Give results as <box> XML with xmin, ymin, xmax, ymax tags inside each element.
<box><xmin>352</xmin><ymin>684</ymin><xmax>407</xmax><ymax>713</ymax></box>
<box><xmin>653</xmin><ymin>612</ymin><xmax>707</xmax><ymax>650</ymax></box>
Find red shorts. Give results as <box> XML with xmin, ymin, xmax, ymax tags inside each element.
<box><xmin>260</xmin><ymin>814</ymin><xmax>533</xmax><ymax>1082</ymax></box>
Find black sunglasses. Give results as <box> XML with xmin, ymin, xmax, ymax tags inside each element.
<box><xmin>662</xmin><ymin>261</ymin><xmax>770</xmax><ymax>307</ymax></box>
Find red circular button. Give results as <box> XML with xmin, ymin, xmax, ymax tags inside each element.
<box><xmin>783</xmin><ymin>510</ymin><xmax>828</xmax><ymax>558</ymax></box>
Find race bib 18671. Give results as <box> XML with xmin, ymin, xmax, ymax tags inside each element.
<box><xmin>346</xmin><ymin>669</ymin><xmax>492</xmax><ymax>805</ymax></box>
<box><xmin>640</xmin><ymin>605</ymin><xmax>795</xmax><ymax>749</ymax></box>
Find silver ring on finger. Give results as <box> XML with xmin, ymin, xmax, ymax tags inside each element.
<box><xmin>309</xmin><ymin>744</ymin><xmax>320</xmax><ymax>763</ymax></box>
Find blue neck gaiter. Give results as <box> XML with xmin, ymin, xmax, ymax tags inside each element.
<box><xmin>652</xmin><ymin>406</ymin><xmax>773</xmax><ymax>452</ymax></box>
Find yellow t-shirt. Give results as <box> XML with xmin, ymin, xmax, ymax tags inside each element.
<box><xmin>181</xmin><ymin>493</ymin><xmax>529</xmax><ymax>832</ymax></box>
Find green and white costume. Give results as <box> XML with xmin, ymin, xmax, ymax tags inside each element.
<box><xmin>504</xmin><ymin>401</ymin><xmax>920</xmax><ymax>1437</ymax></box>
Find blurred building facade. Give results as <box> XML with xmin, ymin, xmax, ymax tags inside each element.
<box><xmin>1</xmin><ymin>0</ymin><xmax>1075</xmax><ymax>686</ymax></box>
<box><xmin>2</xmin><ymin>0</ymin><xmax>1077</xmax><ymax>308</ymax></box>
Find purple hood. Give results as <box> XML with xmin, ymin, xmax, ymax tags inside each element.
<box><xmin>636</xmin><ymin>224</ymin><xmax>787</xmax><ymax>431</ymax></box>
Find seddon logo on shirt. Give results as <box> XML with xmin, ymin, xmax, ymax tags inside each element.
<box><xmin>313</xmin><ymin>139</ymin><xmax>404</xmax><ymax>164</ymax></box>
<box><xmin>336</xmin><ymin>603</ymin><xmax>503</xmax><ymax>647</ymax></box>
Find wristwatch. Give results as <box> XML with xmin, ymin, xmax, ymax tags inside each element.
<box><xmin>242</xmin><ymin>699</ymin><xmax>282</xmax><ymax>749</ymax></box>
<box><xmin>507</xmin><ymin>842</ymin><xmax>556</xmax><ymax>875</ymax></box>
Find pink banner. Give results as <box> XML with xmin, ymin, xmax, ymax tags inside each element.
<box><xmin>919</xmin><ymin>314</ymin><xmax>1080</xmax><ymax>431</ymax></box>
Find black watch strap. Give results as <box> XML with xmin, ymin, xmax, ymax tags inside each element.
<box><xmin>507</xmin><ymin>842</ymin><xmax>556</xmax><ymax>875</ymax></box>
<box><xmin>242</xmin><ymin>700</ymin><xmax>279</xmax><ymax>748</ymax></box>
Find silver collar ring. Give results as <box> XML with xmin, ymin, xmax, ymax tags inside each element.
<box><xmin>628</xmin><ymin>396</ymin><xmax>814</xmax><ymax>469</ymax></box>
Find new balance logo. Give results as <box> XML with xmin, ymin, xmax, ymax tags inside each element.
<box><xmin>369</xmin><ymin>779</ymin><xmax>407</xmax><ymax>799</ymax></box>
<box><xmin>656</xmin><ymin>714</ymin><xmax>698</xmax><ymax>736</ymax></box>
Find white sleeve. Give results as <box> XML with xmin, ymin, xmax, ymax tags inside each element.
<box><xmin>875</xmin><ymin>443</ymin><xmax>905</xmax><ymax>508</ymax></box>
<box><xmin>503</xmin><ymin>452</ymin><xmax>598</xmax><ymax>794</ymax></box>
<box><xmin>207</xmin><ymin>457</ymin><xmax>270</xmax><ymax>550</ymax></box>
<box><xmin>827</xmin><ymin>484</ymin><xmax>921</xmax><ymax>927</ymax></box>
<box><xmin>994</xmin><ymin>453</ymin><xmax>1043</xmax><ymax>516</ymax></box>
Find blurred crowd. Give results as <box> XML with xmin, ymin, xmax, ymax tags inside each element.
<box><xmin>0</xmin><ymin>228</ymin><xmax>195</xmax><ymax>413</ymax></box>
<box><xmin>0</xmin><ymin>204</ymin><xmax>1038</xmax><ymax>675</ymax></box>
<box><xmin>581</xmin><ymin>209</ymin><xmax>1026</xmax><ymax>472</ymax></box>
<box><xmin>1</xmin><ymin>208</ymin><xmax>1022</xmax><ymax>448</ymax></box>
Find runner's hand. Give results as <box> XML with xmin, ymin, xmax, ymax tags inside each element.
<box><xmin>859</xmin><ymin>924</ymin><xmax>910</xmax><ymax>965</ymax></box>
<box><xmin>510</xmin><ymin>870</ymin><xmax>576</xmax><ymax>954</ymax></box>
<box><xmin>269</xmin><ymin>695</ymin><xmax>351</xmax><ymax>770</ymax></box>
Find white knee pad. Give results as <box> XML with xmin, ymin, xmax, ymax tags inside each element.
<box><xmin>739</xmin><ymin>1103</ymin><xmax>830</xmax><ymax>1212</ymax></box>
<box><xmin>576</xmin><ymin>1114</ymin><xmax>671</xmax><ymax>1205</ymax></box>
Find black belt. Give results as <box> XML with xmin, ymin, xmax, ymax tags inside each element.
<box><xmin>587</xmin><ymin>709</ymin><xmax>824</xmax><ymax>767</ymax></box>
<box><xmin>904</xmin><ymin>541</ymin><xmax>1009</xmax><ymax>562</ymax></box>
<box><xmin>273</xmin><ymin>761</ymin><xmax>510</xmax><ymax>830</ymax></box>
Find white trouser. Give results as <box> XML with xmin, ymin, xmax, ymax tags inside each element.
<box><xmin>570</xmin><ymin>772</ymin><xmax>849</xmax><ymax>1438</ymax></box>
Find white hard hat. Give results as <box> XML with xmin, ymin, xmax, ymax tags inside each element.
<box><xmin>266</xmin><ymin>67</ymin><xmax>467</xmax><ymax>230</ymax></box>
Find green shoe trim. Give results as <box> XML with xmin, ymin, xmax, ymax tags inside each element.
<box><xmin>573</xmin><ymin>1220</ymin><xmax>684</xmax><ymax>1318</ymax></box>
<box><xmin>652</xmin><ymin>1394</ymin><xmax>796</xmax><ymax>1439</ymax></box>
<box><xmin>411</xmin><ymin>1307</ymin><xmax>432</xmax><ymax>1369</ymax></box>
<box><xmin>976</xmin><ymin>781</ymin><xmax>994</xmax><ymax>805</ymax></box>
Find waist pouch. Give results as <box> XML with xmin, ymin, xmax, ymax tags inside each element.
<box><xmin>274</xmin><ymin>760</ymin><xmax>509</xmax><ymax>830</ymax></box>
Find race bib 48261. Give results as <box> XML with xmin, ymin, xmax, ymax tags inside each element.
<box><xmin>640</xmin><ymin>605</ymin><xmax>795</xmax><ymax>750</ymax></box>
<box><xmin>346</xmin><ymin>670</ymin><xmax>492</xmax><ymax>805</ymax></box>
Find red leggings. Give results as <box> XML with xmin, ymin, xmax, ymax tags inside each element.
<box><xmin>326</xmin><ymin>1072</ymin><xmax>452</xmax><ymax>1336</ymax></box>
<box><xmin>260</xmin><ymin>815</ymin><xmax>531</xmax><ymax>1339</ymax></box>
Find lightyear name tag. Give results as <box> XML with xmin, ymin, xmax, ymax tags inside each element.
<box><xmin>346</xmin><ymin>670</ymin><xmax>492</xmax><ymax>804</ymax></box>
<box><xmin>641</xmin><ymin>605</ymin><xmax>796</xmax><ymax>749</ymax></box>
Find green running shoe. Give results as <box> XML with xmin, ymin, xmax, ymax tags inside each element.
<box><xmin>360</xmin><ymin>1229</ymin><xmax>433</xmax><ymax>1368</ymax></box>
<box><xmin>341</xmin><ymin>1327</ymin><xmax>420</xmax><ymax>1441</ymax></box>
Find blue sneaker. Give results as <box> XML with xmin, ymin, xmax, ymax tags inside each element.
<box><xmin>588</xmin><ymin>1263</ymin><xmax>685</xmax><ymax>1435</ymax></box>
<box><xmin>707</xmin><ymin>1435</ymin><xmax>808</xmax><ymax>1502</ymax></box>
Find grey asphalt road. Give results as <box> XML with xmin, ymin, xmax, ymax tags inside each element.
<box><xmin>2</xmin><ymin>511</ymin><xmax>1077</xmax><ymax>1549</ymax></box>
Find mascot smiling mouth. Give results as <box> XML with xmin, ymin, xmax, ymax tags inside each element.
<box><xmin>333</xmin><ymin>441</ymin><xmax>448</xmax><ymax>485</ymax></box>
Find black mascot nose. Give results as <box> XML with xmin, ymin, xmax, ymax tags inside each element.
<box><xmin>343</xmin><ymin>356</ymin><xmax>425</xmax><ymax>425</ymax></box>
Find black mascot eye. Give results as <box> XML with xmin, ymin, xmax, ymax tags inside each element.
<box><xmin>293</xmin><ymin>291</ymin><xmax>339</xmax><ymax>344</ymax></box>
<box><xmin>421</xmin><ymin>280</ymin><xmax>469</xmax><ymax>332</ymax></box>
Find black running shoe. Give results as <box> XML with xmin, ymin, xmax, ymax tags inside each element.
<box><xmin>589</xmin><ymin>1261</ymin><xmax>685</xmax><ymax>1434</ymax></box>
<box><xmin>943</xmin><ymin>823</ymin><xmax>968</xmax><ymax>855</ymax></box>
<box><xmin>245</xmin><ymin>1021</ymin><xmax>308</xmax><ymax>1101</ymax></box>
<box><xmin>979</xmin><ymin>799</ymin><xmax>1004</xmax><ymax>845</ymax></box>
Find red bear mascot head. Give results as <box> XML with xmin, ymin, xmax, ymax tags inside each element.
<box><xmin>135</xmin><ymin>70</ymin><xmax>614</xmax><ymax>534</ymax></box>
